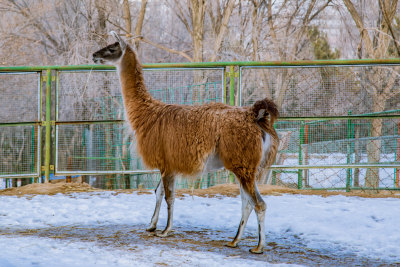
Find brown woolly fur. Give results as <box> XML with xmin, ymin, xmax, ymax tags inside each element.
<box><xmin>117</xmin><ymin>47</ymin><xmax>279</xmax><ymax>181</ymax></box>
<box><xmin>93</xmin><ymin>33</ymin><xmax>279</xmax><ymax>254</ymax></box>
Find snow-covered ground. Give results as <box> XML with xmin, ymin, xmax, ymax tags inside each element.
<box><xmin>0</xmin><ymin>192</ymin><xmax>399</xmax><ymax>266</ymax></box>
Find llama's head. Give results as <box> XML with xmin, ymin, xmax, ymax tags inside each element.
<box><xmin>92</xmin><ymin>31</ymin><xmax>127</xmax><ymax>65</ymax></box>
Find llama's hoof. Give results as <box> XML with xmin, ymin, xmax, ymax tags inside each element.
<box><xmin>249</xmin><ymin>247</ymin><xmax>264</xmax><ymax>254</ymax></box>
<box><xmin>155</xmin><ymin>231</ymin><xmax>169</xmax><ymax>237</ymax></box>
<box><xmin>146</xmin><ymin>226</ymin><xmax>157</xmax><ymax>232</ymax></box>
<box><xmin>225</xmin><ymin>241</ymin><xmax>238</xmax><ymax>248</ymax></box>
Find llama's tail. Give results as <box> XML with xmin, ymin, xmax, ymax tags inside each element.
<box><xmin>251</xmin><ymin>98</ymin><xmax>280</xmax><ymax>183</ymax></box>
<box><xmin>251</xmin><ymin>97</ymin><xmax>279</xmax><ymax>127</ymax></box>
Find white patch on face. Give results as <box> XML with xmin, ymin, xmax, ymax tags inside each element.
<box><xmin>103</xmin><ymin>50</ymin><xmax>113</xmax><ymax>56</ymax></box>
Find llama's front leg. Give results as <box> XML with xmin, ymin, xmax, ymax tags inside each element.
<box><xmin>226</xmin><ymin>186</ymin><xmax>253</xmax><ymax>248</ymax></box>
<box><xmin>146</xmin><ymin>179</ymin><xmax>164</xmax><ymax>232</ymax></box>
<box><xmin>156</xmin><ymin>175</ymin><xmax>175</xmax><ymax>237</ymax></box>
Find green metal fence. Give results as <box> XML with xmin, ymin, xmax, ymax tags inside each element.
<box><xmin>0</xmin><ymin>71</ymin><xmax>42</xmax><ymax>182</ymax></box>
<box><xmin>1</xmin><ymin>59</ymin><xmax>400</xmax><ymax>191</ymax></box>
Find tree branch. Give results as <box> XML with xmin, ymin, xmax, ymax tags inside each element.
<box><xmin>139</xmin><ymin>36</ymin><xmax>193</xmax><ymax>62</ymax></box>
<box><xmin>342</xmin><ymin>0</ymin><xmax>375</xmax><ymax>57</ymax></box>
<box><xmin>378</xmin><ymin>0</ymin><xmax>400</xmax><ymax>56</ymax></box>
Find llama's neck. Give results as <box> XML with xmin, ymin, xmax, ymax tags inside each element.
<box><xmin>117</xmin><ymin>47</ymin><xmax>153</xmax><ymax>124</ymax></box>
<box><xmin>118</xmin><ymin>48</ymin><xmax>152</xmax><ymax>105</ymax></box>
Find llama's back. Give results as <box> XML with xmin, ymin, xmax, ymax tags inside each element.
<box><xmin>134</xmin><ymin>102</ymin><xmax>226</xmax><ymax>175</ymax></box>
<box><xmin>134</xmin><ymin>101</ymin><xmax>276</xmax><ymax>177</ymax></box>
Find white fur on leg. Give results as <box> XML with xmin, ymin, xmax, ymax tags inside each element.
<box><xmin>157</xmin><ymin>177</ymin><xmax>176</xmax><ymax>237</ymax></box>
<box><xmin>146</xmin><ymin>180</ymin><xmax>164</xmax><ymax>232</ymax></box>
<box><xmin>226</xmin><ymin>186</ymin><xmax>253</xmax><ymax>248</ymax></box>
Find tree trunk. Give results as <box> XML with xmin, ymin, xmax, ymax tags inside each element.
<box><xmin>365</xmin><ymin>98</ymin><xmax>383</xmax><ymax>188</ymax></box>
<box><xmin>190</xmin><ymin>0</ymin><xmax>205</xmax><ymax>62</ymax></box>
<box><xmin>134</xmin><ymin>0</ymin><xmax>148</xmax><ymax>50</ymax></box>
<box><xmin>122</xmin><ymin>0</ymin><xmax>132</xmax><ymax>39</ymax></box>
<box><xmin>353</xmin><ymin>126</ymin><xmax>360</xmax><ymax>187</ymax></box>
<box><xmin>208</xmin><ymin>0</ymin><xmax>235</xmax><ymax>62</ymax></box>
<box><xmin>189</xmin><ymin>0</ymin><xmax>206</xmax><ymax>104</ymax></box>
<box><xmin>95</xmin><ymin>0</ymin><xmax>107</xmax><ymax>46</ymax></box>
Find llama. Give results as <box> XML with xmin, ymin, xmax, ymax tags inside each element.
<box><xmin>92</xmin><ymin>32</ymin><xmax>279</xmax><ymax>254</ymax></box>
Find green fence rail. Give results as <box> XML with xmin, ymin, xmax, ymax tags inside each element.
<box><xmin>1</xmin><ymin>59</ymin><xmax>400</xmax><ymax>191</ymax></box>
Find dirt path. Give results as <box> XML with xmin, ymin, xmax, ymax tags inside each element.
<box><xmin>0</xmin><ymin>224</ymin><xmax>396</xmax><ymax>266</ymax></box>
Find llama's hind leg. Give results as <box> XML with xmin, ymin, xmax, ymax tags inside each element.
<box><xmin>244</xmin><ymin>183</ymin><xmax>266</xmax><ymax>254</ymax></box>
<box><xmin>156</xmin><ymin>175</ymin><xmax>176</xmax><ymax>237</ymax></box>
<box><xmin>226</xmin><ymin>185</ymin><xmax>253</xmax><ymax>248</ymax></box>
<box><xmin>146</xmin><ymin>179</ymin><xmax>164</xmax><ymax>232</ymax></box>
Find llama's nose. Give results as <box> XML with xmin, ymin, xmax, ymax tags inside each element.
<box><xmin>92</xmin><ymin>53</ymin><xmax>99</xmax><ymax>63</ymax></box>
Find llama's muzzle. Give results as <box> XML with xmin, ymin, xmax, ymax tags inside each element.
<box><xmin>92</xmin><ymin>54</ymin><xmax>104</xmax><ymax>64</ymax></box>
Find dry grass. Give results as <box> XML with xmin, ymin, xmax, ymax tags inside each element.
<box><xmin>0</xmin><ymin>182</ymin><xmax>101</xmax><ymax>196</ymax></box>
<box><xmin>1</xmin><ymin>182</ymin><xmax>399</xmax><ymax>198</ymax></box>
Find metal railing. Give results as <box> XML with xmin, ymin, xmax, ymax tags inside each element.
<box><xmin>1</xmin><ymin>59</ymin><xmax>400</xmax><ymax>191</ymax></box>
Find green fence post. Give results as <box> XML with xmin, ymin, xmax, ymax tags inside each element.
<box><xmin>223</xmin><ymin>71</ymin><xmax>227</xmax><ymax>104</ymax></box>
<box><xmin>272</xmin><ymin>171</ymin><xmax>276</xmax><ymax>185</ymax></box>
<box><xmin>227</xmin><ymin>65</ymin><xmax>237</xmax><ymax>183</ymax></box>
<box><xmin>44</xmin><ymin>69</ymin><xmax>52</xmax><ymax>183</ymax></box>
<box><xmin>346</xmin><ymin>110</ymin><xmax>353</xmax><ymax>192</ymax></box>
<box><xmin>229</xmin><ymin>66</ymin><xmax>235</xmax><ymax>106</ymax></box>
<box><xmin>31</xmin><ymin>126</ymin><xmax>35</xmax><ymax>183</ymax></box>
<box><xmin>395</xmin><ymin>120</ymin><xmax>400</xmax><ymax>188</ymax></box>
<box><xmin>298</xmin><ymin>121</ymin><xmax>304</xmax><ymax>189</ymax></box>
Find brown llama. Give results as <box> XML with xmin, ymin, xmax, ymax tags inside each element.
<box><xmin>92</xmin><ymin>32</ymin><xmax>279</xmax><ymax>254</ymax></box>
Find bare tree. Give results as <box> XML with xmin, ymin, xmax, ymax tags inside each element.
<box><xmin>207</xmin><ymin>0</ymin><xmax>236</xmax><ymax>61</ymax></box>
<box><xmin>237</xmin><ymin>0</ymin><xmax>332</xmax><ymax>109</ymax></box>
<box><xmin>121</xmin><ymin>0</ymin><xmax>148</xmax><ymax>43</ymax></box>
<box><xmin>169</xmin><ymin>0</ymin><xmax>206</xmax><ymax>62</ymax></box>
<box><xmin>266</xmin><ymin>0</ymin><xmax>332</xmax><ymax>108</ymax></box>
<box><xmin>342</xmin><ymin>0</ymin><xmax>399</xmax><ymax>188</ymax></box>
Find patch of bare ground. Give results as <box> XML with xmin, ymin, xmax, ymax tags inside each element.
<box><xmin>0</xmin><ymin>182</ymin><xmax>101</xmax><ymax>196</ymax></box>
<box><xmin>0</xmin><ymin>225</ymin><xmax>396</xmax><ymax>266</ymax></box>
<box><xmin>1</xmin><ymin>182</ymin><xmax>399</xmax><ymax>198</ymax></box>
<box><xmin>178</xmin><ymin>184</ymin><xmax>400</xmax><ymax>198</ymax></box>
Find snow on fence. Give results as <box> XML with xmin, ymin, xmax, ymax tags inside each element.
<box><xmin>0</xmin><ymin>60</ymin><xmax>400</xmax><ymax>191</ymax></box>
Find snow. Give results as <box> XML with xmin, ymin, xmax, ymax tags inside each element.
<box><xmin>0</xmin><ymin>192</ymin><xmax>399</xmax><ymax>266</ymax></box>
<box><xmin>0</xmin><ymin>235</ymin><xmax>287</xmax><ymax>267</ymax></box>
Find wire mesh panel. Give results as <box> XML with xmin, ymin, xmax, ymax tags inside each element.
<box><xmin>56</xmin><ymin>123</ymin><xmax>136</xmax><ymax>173</ymax></box>
<box><xmin>57</xmin><ymin>71</ymin><xmax>121</xmax><ymax>121</ymax></box>
<box><xmin>0</xmin><ymin>72</ymin><xmax>40</xmax><ymax>123</ymax></box>
<box><xmin>0</xmin><ymin>72</ymin><xmax>41</xmax><ymax>179</ymax></box>
<box><xmin>274</xmin><ymin>119</ymin><xmax>400</xmax><ymax>189</ymax></box>
<box><xmin>57</xmin><ymin>68</ymin><xmax>224</xmax><ymax>121</ymax></box>
<box><xmin>241</xmin><ymin>65</ymin><xmax>400</xmax><ymax>190</ymax></box>
<box><xmin>240</xmin><ymin>65</ymin><xmax>400</xmax><ymax>116</ymax></box>
<box><xmin>56</xmin><ymin>68</ymin><xmax>225</xmax><ymax>176</ymax></box>
<box><xmin>0</xmin><ymin>125</ymin><xmax>40</xmax><ymax>177</ymax></box>
<box><xmin>144</xmin><ymin>68</ymin><xmax>224</xmax><ymax>105</ymax></box>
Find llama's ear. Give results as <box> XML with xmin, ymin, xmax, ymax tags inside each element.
<box><xmin>110</xmin><ymin>31</ymin><xmax>127</xmax><ymax>51</ymax></box>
